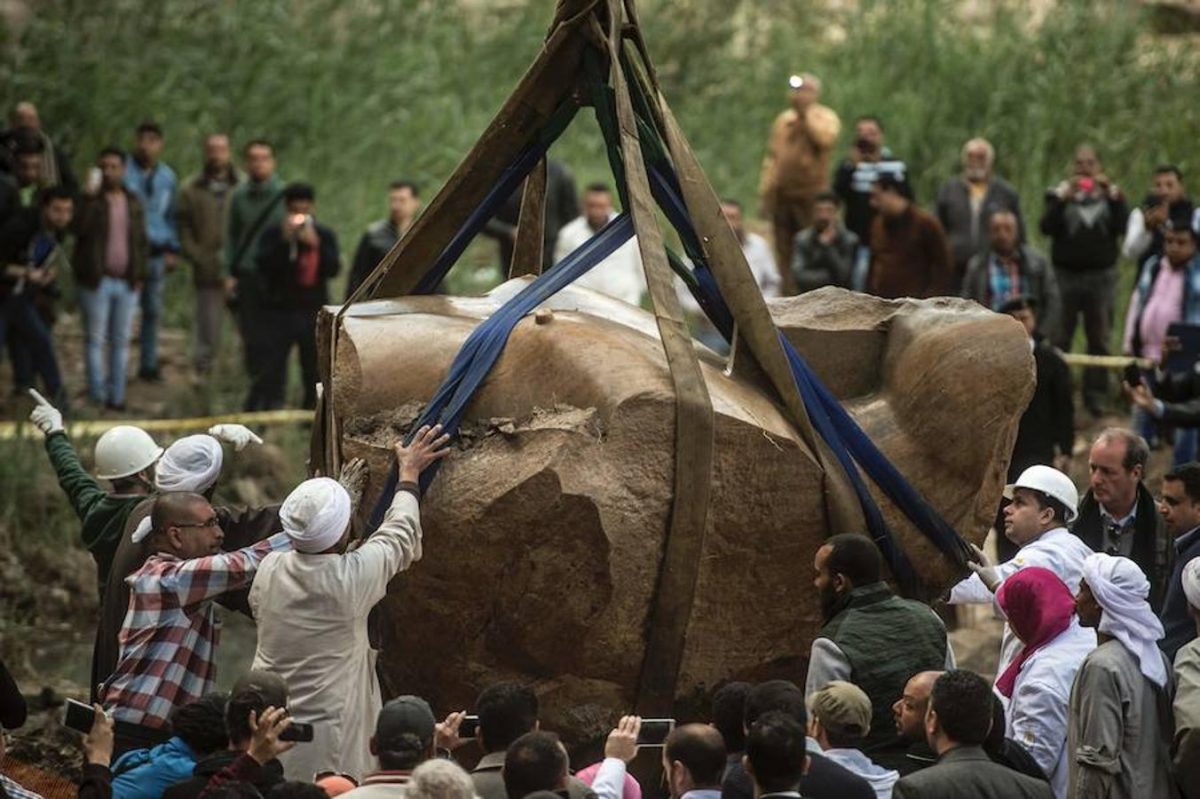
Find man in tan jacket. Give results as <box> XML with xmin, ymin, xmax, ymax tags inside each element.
<box><xmin>758</xmin><ymin>73</ymin><xmax>840</xmax><ymax>294</ymax></box>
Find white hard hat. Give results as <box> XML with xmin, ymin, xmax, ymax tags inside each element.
<box><xmin>95</xmin><ymin>425</ymin><xmax>164</xmax><ymax>480</ymax></box>
<box><xmin>1003</xmin><ymin>464</ymin><xmax>1079</xmax><ymax>523</ymax></box>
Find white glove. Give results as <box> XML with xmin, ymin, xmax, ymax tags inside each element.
<box><xmin>207</xmin><ymin>423</ymin><xmax>263</xmax><ymax>452</ymax></box>
<box><xmin>967</xmin><ymin>559</ymin><xmax>1004</xmax><ymax>593</ymax></box>
<box><xmin>28</xmin><ymin>389</ymin><xmax>64</xmax><ymax>436</ymax></box>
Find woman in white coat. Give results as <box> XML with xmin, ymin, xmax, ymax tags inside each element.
<box><xmin>249</xmin><ymin>425</ymin><xmax>450</xmax><ymax>781</ymax></box>
<box><xmin>995</xmin><ymin>565</ymin><xmax>1096</xmax><ymax>799</ymax></box>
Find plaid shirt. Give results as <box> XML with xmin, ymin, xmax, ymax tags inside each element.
<box><xmin>102</xmin><ymin>533</ymin><xmax>291</xmax><ymax>727</ymax></box>
<box><xmin>986</xmin><ymin>251</ymin><xmax>1030</xmax><ymax>310</ymax></box>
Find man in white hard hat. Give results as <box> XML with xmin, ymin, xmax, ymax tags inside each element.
<box><xmin>28</xmin><ymin>389</ymin><xmax>162</xmax><ymax>597</ymax></box>
<box><xmin>946</xmin><ymin>464</ymin><xmax>1095</xmax><ymax>675</ymax></box>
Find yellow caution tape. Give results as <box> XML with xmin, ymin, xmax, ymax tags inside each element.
<box><xmin>1060</xmin><ymin>354</ymin><xmax>1153</xmax><ymax>370</ymax></box>
<box><xmin>0</xmin><ymin>409</ymin><xmax>313</xmax><ymax>441</ymax></box>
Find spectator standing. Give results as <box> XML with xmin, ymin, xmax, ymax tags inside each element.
<box><xmin>710</xmin><ymin>681</ymin><xmax>751</xmax><ymax>781</ymax></box>
<box><xmin>0</xmin><ymin>101</ymin><xmax>78</xmax><ymax>194</ymax></box>
<box><xmin>177</xmin><ymin>134</ymin><xmax>240</xmax><ymax>376</ymax></box>
<box><xmin>74</xmin><ymin>146</ymin><xmax>147</xmax><ymax>410</ymax></box>
<box><xmin>833</xmin><ymin>116</ymin><xmax>908</xmax><ymax>246</ymax></box>
<box><xmin>123</xmin><ymin>122</ymin><xmax>179</xmax><ymax>382</ymax></box>
<box><xmin>865</xmin><ymin>175</ymin><xmax>953</xmax><ymax>300</ymax></box>
<box><xmin>1040</xmin><ymin>145</ymin><xmax>1129</xmax><ymax>416</ymax></box>
<box><xmin>791</xmin><ymin>191</ymin><xmax>858</xmax><ymax>294</ymax></box>
<box><xmin>1068</xmin><ymin>553</ymin><xmax>1175</xmax><ymax>798</ymax></box>
<box><xmin>889</xmin><ymin>671</ymin><xmax>942</xmax><ymax>775</ymax></box>
<box><xmin>406</xmin><ymin>760</ymin><xmax>475</xmax><ymax>799</ymax></box>
<box><xmin>101</xmin><ymin>492</ymin><xmax>292</xmax><ymax>746</ymax></box>
<box><xmin>806</xmin><ymin>681</ymin><xmax>899</xmax><ymax>799</ymax></box>
<box><xmin>502</xmin><ymin>730</ymin><xmax>575</xmax><ymax>799</ymax></box>
<box><xmin>993</xmin><ymin>568</ymin><xmax>1095</xmax><ymax>798</ymax></box>
<box><xmin>757</xmin><ymin>73</ymin><xmax>841</xmax><ymax>290</ymax></box>
<box><xmin>335</xmin><ymin>696</ymin><xmax>438</xmax><ymax>797</ymax></box>
<box><xmin>1174</xmin><ymin>558</ymin><xmax>1200</xmax><ymax>799</ymax></box>
<box><xmin>225</xmin><ymin>139</ymin><xmax>284</xmax><ymax>411</ymax></box>
<box><xmin>807</xmin><ymin>534</ymin><xmax>954</xmax><ymax>770</ymax></box>
<box><xmin>0</xmin><ymin>129</ymin><xmax>47</xmax><ymax>221</ymax></box>
<box><xmin>0</xmin><ymin>186</ymin><xmax>72</xmax><ymax>402</ymax></box>
<box><xmin>1071</xmin><ymin>429</ymin><xmax>1172</xmax><ymax>611</ymax></box>
<box><xmin>248</xmin><ymin>428</ymin><xmax>448</xmax><ymax>781</ymax></box>
<box><xmin>720</xmin><ymin>199</ymin><xmax>780</xmax><ymax>298</ymax></box>
<box><xmin>741</xmin><ymin>712</ymin><xmax>809</xmax><ymax>799</ymax></box>
<box><xmin>254</xmin><ymin>182</ymin><xmax>339</xmax><ymax>410</ymax></box>
<box><xmin>1123</xmin><ymin>165</ymin><xmax>1193</xmax><ymax>268</ymax></box>
<box><xmin>662</xmin><ymin>724</ymin><xmax>725</xmax><ymax>799</ymax></box>
<box><xmin>554</xmin><ymin>183</ymin><xmax>644</xmax><ymax>306</ymax></box>
<box><xmin>962</xmin><ymin>211</ymin><xmax>1060</xmax><ymax>339</ymax></box>
<box><xmin>891</xmin><ymin>671</ymin><xmax>1052</xmax><ymax>799</ymax></box>
<box><xmin>346</xmin><ymin>180</ymin><xmax>421</xmax><ymax>298</ymax></box>
<box><xmin>1156</xmin><ymin>464</ymin><xmax>1200</xmax><ymax>660</ymax></box>
<box><xmin>935</xmin><ymin>138</ymin><xmax>1023</xmax><ymax>288</ymax></box>
<box><xmin>110</xmin><ymin>695</ymin><xmax>228</xmax><ymax>799</ymax></box>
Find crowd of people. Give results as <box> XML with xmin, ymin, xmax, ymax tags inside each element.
<box><xmin>4</xmin><ymin>62</ymin><xmax>1200</xmax><ymax>799</ymax></box>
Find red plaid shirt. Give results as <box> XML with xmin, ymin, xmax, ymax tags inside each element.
<box><xmin>102</xmin><ymin>533</ymin><xmax>291</xmax><ymax>727</ymax></box>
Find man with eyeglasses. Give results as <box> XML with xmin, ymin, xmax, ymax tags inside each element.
<box><xmin>101</xmin><ymin>491</ymin><xmax>291</xmax><ymax>753</ymax></box>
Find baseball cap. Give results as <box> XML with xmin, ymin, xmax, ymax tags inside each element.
<box><xmin>807</xmin><ymin>681</ymin><xmax>871</xmax><ymax>738</ymax></box>
<box><xmin>229</xmin><ymin>670</ymin><xmax>288</xmax><ymax>709</ymax></box>
<box><xmin>1003</xmin><ymin>465</ymin><xmax>1079</xmax><ymax>523</ymax></box>
<box><xmin>375</xmin><ymin>695</ymin><xmax>436</xmax><ymax>751</ymax></box>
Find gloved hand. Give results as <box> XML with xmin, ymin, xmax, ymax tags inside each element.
<box><xmin>28</xmin><ymin>389</ymin><xmax>64</xmax><ymax>436</ymax></box>
<box><xmin>208</xmin><ymin>423</ymin><xmax>263</xmax><ymax>452</ymax></box>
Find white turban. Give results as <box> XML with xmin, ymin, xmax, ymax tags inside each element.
<box><xmin>131</xmin><ymin>435</ymin><xmax>225</xmax><ymax>543</ymax></box>
<box><xmin>1184</xmin><ymin>556</ymin><xmax>1200</xmax><ymax>611</ymax></box>
<box><xmin>280</xmin><ymin>477</ymin><xmax>352</xmax><ymax>554</ymax></box>
<box><xmin>1081</xmin><ymin>553</ymin><xmax>1167</xmax><ymax>687</ymax></box>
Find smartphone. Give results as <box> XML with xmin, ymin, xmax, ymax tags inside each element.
<box><xmin>1123</xmin><ymin>362</ymin><xmax>1142</xmax><ymax>387</ymax></box>
<box><xmin>280</xmin><ymin>722</ymin><xmax>315</xmax><ymax>742</ymax></box>
<box><xmin>458</xmin><ymin>715</ymin><xmax>480</xmax><ymax>739</ymax></box>
<box><xmin>64</xmin><ymin>698</ymin><xmax>97</xmax><ymax>733</ymax></box>
<box><xmin>636</xmin><ymin>718</ymin><xmax>675</xmax><ymax>747</ymax></box>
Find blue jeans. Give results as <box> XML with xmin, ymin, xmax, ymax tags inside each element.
<box><xmin>78</xmin><ymin>277</ymin><xmax>137</xmax><ymax>405</ymax></box>
<box><xmin>139</xmin><ymin>255</ymin><xmax>165</xmax><ymax>372</ymax></box>
<box><xmin>0</xmin><ymin>292</ymin><xmax>63</xmax><ymax>399</ymax></box>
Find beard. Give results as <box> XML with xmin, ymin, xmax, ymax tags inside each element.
<box><xmin>965</xmin><ymin>167</ymin><xmax>989</xmax><ymax>182</ymax></box>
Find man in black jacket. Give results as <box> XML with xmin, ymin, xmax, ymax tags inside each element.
<box><xmin>255</xmin><ymin>182</ymin><xmax>339</xmax><ymax>410</ymax></box>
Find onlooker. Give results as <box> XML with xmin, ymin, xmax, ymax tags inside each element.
<box><xmin>891</xmin><ymin>671</ymin><xmax>1052</xmax><ymax>799</ymax></box>
<box><xmin>406</xmin><ymin>760</ymin><xmax>475</xmax><ymax>799</ymax></box>
<box><xmin>193</xmin><ymin>705</ymin><xmax>296</xmax><ymax>799</ymax></box>
<box><xmin>110</xmin><ymin>695</ymin><xmax>228</xmax><ymax>799</ymax></box>
<box><xmin>997</xmin><ymin>299</ymin><xmax>1074</xmax><ymax>559</ymax></box>
<box><xmin>1156</xmin><ymin>464</ymin><xmax>1200</xmax><ymax>659</ymax></box>
<box><xmin>962</xmin><ymin>211</ymin><xmax>1059</xmax><ymax>338</ymax></box>
<box><xmin>28</xmin><ymin>393</ymin><xmax>161</xmax><ymax>595</ymax></box>
<box><xmin>485</xmin><ymin>158</ymin><xmax>578</xmax><ymax>273</ymax></box>
<box><xmin>889</xmin><ymin>671</ymin><xmax>942</xmax><ymax>775</ymax></box>
<box><xmin>833</xmin><ymin>116</ymin><xmax>909</xmax><ymax>245</ymax></box>
<box><xmin>662</xmin><ymin>724</ymin><xmax>725</xmax><ymax>799</ymax></box>
<box><xmin>502</xmin><ymin>731</ymin><xmax>571</xmax><ymax>799</ymax></box>
<box><xmin>791</xmin><ymin>191</ymin><xmax>858</xmax><ymax>294</ymax></box>
<box><xmin>757</xmin><ymin>72</ymin><xmax>841</xmax><ymax>289</ymax></box>
<box><xmin>74</xmin><ymin>146</ymin><xmax>148</xmax><ymax>411</ymax></box>
<box><xmin>807</xmin><ymin>534</ymin><xmax>953</xmax><ymax>769</ymax></box>
<box><xmin>347</xmin><ymin>180</ymin><xmax>421</xmax><ymax>299</ymax></box>
<box><xmin>338</xmin><ymin>696</ymin><xmax>439</xmax><ymax>797</ymax></box>
<box><xmin>0</xmin><ymin>185</ymin><xmax>73</xmax><ymax>403</ymax></box>
<box><xmin>1123</xmin><ymin>165</ymin><xmax>1193</xmax><ymax>268</ymax></box>
<box><xmin>993</xmin><ymin>568</ymin><xmax>1095</xmax><ymax>798</ymax></box>
<box><xmin>554</xmin><ymin>183</ymin><xmax>644</xmax><ymax>306</ymax></box>
<box><xmin>254</xmin><ymin>182</ymin><xmax>340</xmax><ymax>410</ymax></box>
<box><xmin>865</xmin><ymin>174</ymin><xmax>953</xmax><ymax>300</ymax></box>
<box><xmin>0</xmin><ymin>101</ymin><xmax>78</xmax><ymax>194</ymax></box>
<box><xmin>225</xmin><ymin>139</ymin><xmax>284</xmax><ymax>412</ymax></box>
<box><xmin>1174</xmin><ymin>558</ymin><xmax>1200</xmax><ymax>799</ymax></box>
<box><xmin>468</xmin><ymin>682</ymin><xmax>591</xmax><ymax>799</ymax></box>
<box><xmin>935</xmin><ymin>138</ymin><xmax>1023</xmax><ymax>287</ymax></box>
<box><xmin>806</xmin><ymin>681</ymin><xmax>899</xmax><ymax>799</ymax></box>
<box><xmin>248</xmin><ymin>428</ymin><xmax>448</xmax><ymax>781</ymax></box>
<box><xmin>123</xmin><ymin>121</ymin><xmax>180</xmax><ymax>382</ymax></box>
<box><xmin>177</xmin><ymin>133</ymin><xmax>241</xmax><ymax>375</ymax></box>
<box><xmin>571</xmin><ymin>715</ymin><xmax>641</xmax><ymax>799</ymax></box>
<box><xmin>101</xmin><ymin>492</ymin><xmax>291</xmax><ymax>739</ymax></box>
<box><xmin>719</xmin><ymin>198</ymin><xmax>779</xmax><ymax>298</ymax></box>
<box><xmin>710</xmin><ymin>681</ymin><xmax>751</xmax><ymax>780</ymax></box>
<box><xmin>1123</xmin><ymin>209</ymin><xmax>1200</xmax><ymax>462</ymax></box>
<box><xmin>162</xmin><ymin>672</ymin><xmax>289</xmax><ymax>799</ymax></box>
<box><xmin>1069</xmin><ymin>554</ymin><xmax>1175</xmax><ymax>798</ymax></box>
<box><xmin>742</xmin><ymin>712</ymin><xmax>809</xmax><ymax>799</ymax></box>
<box><xmin>1040</xmin><ymin>145</ymin><xmax>1129</xmax><ymax>416</ymax></box>
<box><xmin>949</xmin><ymin>465</ymin><xmax>1091</xmax><ymax>675</ymax></box>
<box><xmin>0</xmin><ymin>129</ymin><xmax>47</xmax><ymax>221</ymax></box>
<box><xmin>1071</xmin><ymin>429</ymin><xmax>1172</xmax><ymax>611</ymax></box>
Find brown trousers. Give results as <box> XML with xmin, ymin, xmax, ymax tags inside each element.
<box><xmin>770</xmin><ymin>193</ymin><xmax>817</xmax><ymax>295</ymax></box>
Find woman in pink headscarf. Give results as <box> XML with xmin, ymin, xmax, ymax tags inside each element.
<box><xmin>995</xmin><ymin>566</ymin><xmax>1096</xmax><ymax>799</ymax></box>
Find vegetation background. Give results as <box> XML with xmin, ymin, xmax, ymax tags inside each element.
<box><xmin>0</xmin><ymin>0</ymin><xmax>1197</xmax><ymax>651</ymax></box>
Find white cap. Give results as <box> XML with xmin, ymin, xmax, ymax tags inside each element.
<box><xmin>95</xmin><ymin>426</ymin><xmax>164</xmax><ymax>480</ymax></box>
<box><xmin>1003</xmin><ymin>464</ymin><xmax>1079</xmax><ymax>523</ymax></box>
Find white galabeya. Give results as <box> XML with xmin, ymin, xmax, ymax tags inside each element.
<box><xmin>94</xmin><ymin>425</ymin><xmax>164</xmax><ymax>480</ymax></box>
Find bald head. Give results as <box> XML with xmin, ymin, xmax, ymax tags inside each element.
<box><xmin>663</xmin><ymin>724</ymin><xmax>727</xmax><ymax>798</ymax></box>
<box><xmin>149</xmin><ymin>492</ymin><xmax>223</xmax><ymax>560</ymax></box>
<box><xmin>892</xmin><ymin>670</ymin><xmax>943</xmax><ymax>743</ymax></box>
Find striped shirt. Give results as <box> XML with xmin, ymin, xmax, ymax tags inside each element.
<box><xmin>102</xmin><ymin>533</ymin><xmax>291</xmax><ymax>727</ymax></box>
